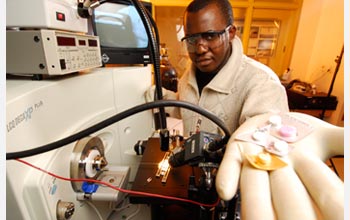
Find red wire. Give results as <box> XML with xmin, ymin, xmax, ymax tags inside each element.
<box><xmin>15</xmin><ymin>158</ymin><xmax>220</xmax><ymax>208</ymax></box>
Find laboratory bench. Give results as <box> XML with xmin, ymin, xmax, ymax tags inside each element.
<box><xmin>286</xmin><ymin>88</ymin><xmax>338</xmax><ymax>118</ymax></box>
<box><xmin>129</xmin><ymin>137</ymin><xmax>220</xmax><ymax>220</ymax></box>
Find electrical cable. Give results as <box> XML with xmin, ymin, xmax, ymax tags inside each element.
<box><xmin>112</xmin><ymin>202</ymin><xmax>132</xmax><ymax>213</ymax></box>
<box><xmin>89</xmin><ymin>0</ymin><xmax>166</xmax><ymax>129</ymax></box>
<box><xmin>125</xmin><ymin>204</ymin><xmax>140</xmax><ymax>220</ymax></box>
<box><xmin>7</xmin><ymin>100</ymin><xmax>231</xmax><ymax>160</ymax></box>
<box><xmin>107</xmin><ymin>196</ymin><xmax>140</xmax><ymax>220</ymax></box>
<box><xmin>15</xmin><ymin>158</ymin><xmax>220</xmax><ymax>208</ymax></box>
<box><xmin>129</xmin><ymin>0</ymin><xmax>167</xmax><ymax>130</ymax></box>
<box><xmin>86</xmin><ymin>201</ymin><xmax>104</xmax><ymax>220</ymax></box>
<box><xmin>319</xmin><ymin>45</ymin><xmax>344</xmax><ymax>120</ymax></box>
<box><xmin>143</xmin><ymin>3</ymin><xmax>160</xmax><ymax>45</ymax></box>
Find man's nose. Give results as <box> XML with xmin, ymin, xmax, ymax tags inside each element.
<box><xmin>194</xmin><ymin>39</ymin><xmax>208</xmax><ymax>53</ymax></box>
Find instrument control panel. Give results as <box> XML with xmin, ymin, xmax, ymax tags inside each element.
<box><xmin>7</xmin><ymin>29</ymin><xmax>102</xmax><ymax>76</ymax></box>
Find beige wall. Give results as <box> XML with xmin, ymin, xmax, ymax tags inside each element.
<box><xmin>290</xmin><ymin>0</ymin><xmax>344</xmax><ymax>126</ymax></box>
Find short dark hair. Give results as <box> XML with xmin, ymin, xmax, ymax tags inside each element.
<box><xmin>186</xmin><ymin>0</ymin><xmax>234</xmax><ymax>25</ymax></box>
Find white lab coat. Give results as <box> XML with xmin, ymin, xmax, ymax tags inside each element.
<box><xmin>164</xmin><ymin>36</ymin><xmax>289</xmax><ymax>136</ymax></box>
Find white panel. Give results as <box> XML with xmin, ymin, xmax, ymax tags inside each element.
<box><xmin>6</xmin><ymin>66</ymin><xmax>154</xmax><ymax>220</ymax></box>
<box><xmin>6</xmin><ymin>0</ymin><xmax>88</xmax><ymax>33</ymax></box>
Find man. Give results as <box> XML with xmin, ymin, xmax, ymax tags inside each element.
<box><xmin>152</xmin><ymin>0</ymin><xmax>289</xmax><ymax>137</ymax></box>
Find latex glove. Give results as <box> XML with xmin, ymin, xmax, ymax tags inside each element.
<box><xmin>216</xmin><ymin>112</ymin><xmax>344</xmax><ymax>220</ymax></box>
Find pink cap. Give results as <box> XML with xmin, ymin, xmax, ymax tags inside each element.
<box><xmin>279</xmin><ymin>125</ymin><xmax>297</xmax><ymax>138</ymax></box>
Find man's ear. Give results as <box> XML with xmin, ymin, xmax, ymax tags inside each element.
<box><xmin>229</xmin><ymin>25</ymin><xmax>236</xmax><ymax>40</ymax></box>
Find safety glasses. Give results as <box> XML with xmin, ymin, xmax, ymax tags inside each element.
<box><xmin>181</xmin><ymin>25</ymin><xmax>231</xmax><ymax>52</ymax></box>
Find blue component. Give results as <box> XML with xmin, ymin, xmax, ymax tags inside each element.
<box><xmin>81</xmin><ymin>182</ymin><xmax>99</xmax><ymax>194</ymax></box>
<box><xmin>50</xmin><ymin>184</ymin><xmax>57</xmax><ymax>195</ymax></box>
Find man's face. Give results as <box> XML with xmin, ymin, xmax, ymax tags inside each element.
<box><xmin>183</xmin><ymin>4</ymin><xmax>235</xmax><ymax>73</ymax></box>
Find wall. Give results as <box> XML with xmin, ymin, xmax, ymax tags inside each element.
<box><xmin>154</xmin><ymin>2</ymin><xmax>303</xmax><ymax>79</ymax></box>
<box><xmin>289</xmin><ymin>0</ymin><xmax>344</xmax><ymax>126</ymax></box>
<box><xmin>155</xmin><ymin>6</ymin><xmax>191</xmax><ymax>75</ymax></box>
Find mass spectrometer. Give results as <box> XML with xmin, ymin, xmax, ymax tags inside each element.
<box><xmin>6</xmin><ymin>66</ymin><xmax>155</xmax><ymax>220</ymax></box>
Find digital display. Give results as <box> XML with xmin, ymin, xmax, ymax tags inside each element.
<box><xmin>88</xmin><ymin>39</ymin><xmax>98</xmax><ymax>47</ymax></box>
<box><xmin>79</xmin><ymin>40</ymin><xmax>86</xmax><ymax>46</ymax></box>
<box><xmin>92</xmin><ymin>1</ymin><xmax>152</xmax><ymax>65</ymax></box>
<box><xmin>94</xmin><ymin>3</ymin><xmax>148</xmax><ymax>48</ymax></box>
<box><xmin>57</xmin><ymin>36</ymin><xmax>76</xmax><ymax>46</ymax></box>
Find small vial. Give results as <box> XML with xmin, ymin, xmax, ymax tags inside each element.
<box><xmin>269</xmin><ymin>115</ymin><xmax>282</xmax><ymax>129</ymax></box>
<box><xmin>273</xmin><ymin>140</ymin><xmax>289</xmax><ymax>154</ymax></box>
<box><xmin>257</xmin><ymin>152</ymin><xmax>271</xmax><ymax>165</ymax></box>
<box><xmin>279</xmin><ymin>125</ymin><xmax>297</xmax><ymax>138</ymax></box>
<box><xmin>252</xmin><ymin>130</ymin><xmax>268</xmax><ymax>142</ymax></box>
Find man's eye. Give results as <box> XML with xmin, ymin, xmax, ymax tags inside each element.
<box><xmin>188</xmin><ymin>37</ymin><xmax>197</xmax><ymax>44</ymax></box>
<box><xmin>202</xmin><ymin>33</ymin><xmax>218</xmax><ymax>41</ymax></box>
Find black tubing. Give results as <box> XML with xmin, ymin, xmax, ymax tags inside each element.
<box><xmin>6</xmin><ymin>100</ymin><xmax>230</xmax><ymax>160</ymax></box>
<box><xmin>130</xmin><ymin>0</ymin><xmax>167</xmax><ymax>129</ymax></box>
